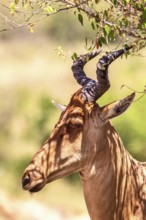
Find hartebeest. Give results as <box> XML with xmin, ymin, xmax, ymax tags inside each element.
<box><xmin>22</xmin><ymin>47</ymin><xmax>146</xmax><ymax>220</ymax></box>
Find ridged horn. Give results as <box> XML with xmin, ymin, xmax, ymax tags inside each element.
<box><xmin>72</xmin><ymin>46</ymin><xmax>132</xmax><ymax>103</ymax></box>
<box><xmin>97</xmin><ymin>45</ymin><xmax>132</xmax><ymax>70</ymax></box>
<box><xmin>71</xmin><ymin>48</ymin><xmax>102</xmax><ymax>87</ymax></box>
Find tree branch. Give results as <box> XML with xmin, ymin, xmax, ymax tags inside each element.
<box><xmin>0</xmin><ymin>0</ymin><xmax>145</xmax><ymax>52</ymax></box>
<box><xmin>0</xmin><ymin>3</ymin><xmax>75</xmax><ymax>32</ymax></box>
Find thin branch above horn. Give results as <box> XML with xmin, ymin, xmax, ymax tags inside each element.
<box><xmin>71</xmin><ymin>46</ymin><xmax>132</xmax><ymax>103</ymax></box>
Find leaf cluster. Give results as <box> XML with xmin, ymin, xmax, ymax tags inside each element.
<box><xmin>0</xmin><ymin>0</ymin><xmax>146</xmax><ymax>52</ymax></box>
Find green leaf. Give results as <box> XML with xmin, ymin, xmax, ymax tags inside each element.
<box><xmin>125</xmin><ymin>19</ymin><xmax>129</xmax><ymax>28</ymax></box>
<box><xmin>109</xmin><ymin>29</ymin><xmax>115</xmax><ymax>41</ymax></box>
<box><xmin>44</xmin><ymin>6</ymin><xmax>56</xmax><ymax>14</ymax></box>
<box><xmin>10</xmin><ymin>3</ymin><xmax>16</xmax><ymax>15</ymax></box>
<box><xmin>104</xmin><ymin>25</ymin><xmax>110</xmax><ymax>35</ymax></box>
<box><xmin>142</xmin><ymin>8</ymin><xmax>146</xmax><ymax>21</ymax></box>
<box><xmin>104</xmin><ymin>10</ymin><xmax>108</xmax><ymax>19</ymax></box>
<box><xmin>78</xmin><ymin>14</ymin><xmax>83</xmax><ymax>26</ymax></box>
<box><xmin>29</xmin><ymin>24</ymin><xmax>34</xmax><ymax>33</ymax></box>
<box><xmin>112</xmin><ymin>0</ymin><xmax>117</xmax><ymax>5</ymax></box>
<box><xmin>91</xmin><ymin>21</ymin><xmax>95</xmax><ymax>30</ymax></box>
<box><xmin>71</xmin><ymin>52</ymin><xmax>78</xmax><ymax>61</ymax></box>
<box><xmin>99</xmin><ymin>36</ymin><xmax>106</xmax><ymax>45</ymax></box>
<box><xmin>122</xmin><ymin>0</ymin><xmax>127</xmax><ymax>6</ymax></box>
<box><xmin>138</xmin><ymin>23</ymin><xmax>143</xmax><ymax>30</ymax></box>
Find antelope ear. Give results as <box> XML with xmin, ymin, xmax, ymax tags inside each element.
<box><xmin>52</xmin><ymin>100</ymin><xmax>66</xmax><ymax>111</ymax></box>
<box><xmin>101</xmin><ymin>93</ymin><xmax>135</xmax><ymax>120</ymax></box>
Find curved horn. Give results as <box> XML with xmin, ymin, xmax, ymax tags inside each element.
<box><xmin>95</xmin><ymin>45</ymin><xmax>132</xmax><ymax>98</ymax></box>
<box><xmin>72</xmin><ymin>48</ymin><xmax>102</xmax><ymax>87</ymax></box>
<box><xmin>71</xmin><ymin>46</ymin><xmax>132</xmax><ymax>103</ymax></box>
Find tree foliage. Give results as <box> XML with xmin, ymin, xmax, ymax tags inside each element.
<box><xmin>0</xmin><ymin>0</ymin><xmax>146</xmax><ymax>52</ymax></box>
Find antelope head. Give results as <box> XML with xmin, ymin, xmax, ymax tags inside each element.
<box><xmin>22</xmin><ymin>47</ymin><xmax>135</xmax><ymax>193</ymax></box>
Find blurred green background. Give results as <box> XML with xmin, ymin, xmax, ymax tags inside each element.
<box><xmin>0</xmin><ymin>7</ymin><xmax>146</xmax><ymax>220</ymax></box>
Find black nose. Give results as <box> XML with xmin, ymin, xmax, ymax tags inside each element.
<box><xmin>22</xmin><ymin>174</ymin><xmax>30</xmax><ymax>188</ymax></box>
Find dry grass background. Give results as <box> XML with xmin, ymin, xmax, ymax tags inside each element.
<box><xmin>0</xmin><ymin>36</ymin><xmax>89</xmax><ymax>220</ymax></box>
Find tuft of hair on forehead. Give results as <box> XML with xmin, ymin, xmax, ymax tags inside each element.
<box><xmin>54</xmin><ymin>89</ymin><xmax>95</xmax><ymax>130</ymax></box>
<box><xmin>67</xmin><ymin>89</ymin><xmax>95</xmax><ymax>113</ymax></box>
<box><xmin>69</xmin><ymin>89</ymin><xmax>86</xmax><ymax>107</ymax></box>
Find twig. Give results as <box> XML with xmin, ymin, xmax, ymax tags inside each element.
<box><xmin>0</xmin><ymin>4</ymin><xmax>75</xmax><ymax>32</ymax></box>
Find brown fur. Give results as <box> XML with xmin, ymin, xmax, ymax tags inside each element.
<box><xmin>22</xmin><ymin>90</ymin><xmax>146</xmax><ymax>220</ymax></box>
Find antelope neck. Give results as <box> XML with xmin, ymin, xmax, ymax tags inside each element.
<box><xmin>80</xmin><ymin>123</ymin><xmax>146</xmax><ymax>220</ymax></box>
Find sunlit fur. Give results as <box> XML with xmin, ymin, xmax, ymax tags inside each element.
<box><xmin>22</xmin><ymin>89</ymin><xmax>86</xmax><ymax>191</ymax></box>
<box><xmin>22</xmin><ymin>89</ymin><xmax>146</xmax><ymax>220</ymax></box>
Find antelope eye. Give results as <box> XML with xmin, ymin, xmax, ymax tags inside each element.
<box><xmin>67</xmin><ymin>122</ymin><xmax>82</xmax><ymax>130</ymax></box>
<box><xmin>67</xmin><ymin>123</ymin><xmax>74</xmax><ymax>131</ymax></box>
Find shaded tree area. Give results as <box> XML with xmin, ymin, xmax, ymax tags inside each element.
<box><xmin>0</xmin><ymin>0</ymin><xmax>146</xmax><ymax>52</ymax></box>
